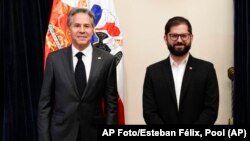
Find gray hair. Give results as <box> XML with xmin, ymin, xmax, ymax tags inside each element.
<box><xmin>67</xmin><ymin>7</ymin><xmax>96</xmax><ymax>28</ymax></box>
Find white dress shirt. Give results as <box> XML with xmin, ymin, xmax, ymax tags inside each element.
<box><xmin>170</xmin><ymin>54</ymin><xmax>189</xmax><ymax>110</ymax></box>
<box><xmin>72</xmin><ymin>45</ymin><xmax>92</xmax><ymax>82</ymax></box>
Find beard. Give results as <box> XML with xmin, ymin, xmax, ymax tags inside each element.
<box><xmin>167</xmin><ymin>42</ymin><xmax>191</xmax><ymax>56</ymax></box>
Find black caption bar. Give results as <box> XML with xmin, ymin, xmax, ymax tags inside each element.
<box><xmin>97</xmin><ymin>125</ymin><xmax>249</xmax><ymax>140</ymax></box>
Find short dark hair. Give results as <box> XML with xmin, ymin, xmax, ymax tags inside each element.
<box><xmin>164</xmin><ymin>16</ymin><xmax>192</xmax><ymax>35</ymax></box>
<box><xmin>67</xmin><ymin>7</ymin><xmax>96</xmax><ymax>28</ymax></box>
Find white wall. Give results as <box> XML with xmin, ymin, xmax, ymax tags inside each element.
<box><xmin>115</xmin><ymin>0</ymin><xmax>234</xmax><ymax>124</ymax></box>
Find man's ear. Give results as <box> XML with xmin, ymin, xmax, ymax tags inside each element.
<box><xmin>164</xmin><ymin>35</ymin><xmax>168</xmax><ymax>42</ymax></box>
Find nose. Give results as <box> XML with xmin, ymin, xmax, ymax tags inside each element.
<box><xmin>176</xmin><ymin>35</ymin><xmax>182</xmax><ymax>42</ymax></box>
<box><xmin>79</xmin><ymin>26</ymin><xmax>85</xmax><ymax>33</ymax></box>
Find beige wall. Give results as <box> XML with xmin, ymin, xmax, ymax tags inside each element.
<box><xmin>115</xmin><ymin>0</ymin><xmax>234</xmax><ymax>124</ymax></box>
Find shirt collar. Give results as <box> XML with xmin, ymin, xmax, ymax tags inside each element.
<box><xmin>72</xmin><ymin>44</ymin><xmax>93</xmax><ymax>57</ymax></box>
<box><xmin>170</xmin><ymin>53</ymin><xmax>189</xmax><ymax>66</ymax></box>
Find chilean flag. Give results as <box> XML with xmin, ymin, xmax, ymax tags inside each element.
<box><xmin>44</xmin><ymin>0</ymin><xmax>125</xmax><ymax>124</ymax></box>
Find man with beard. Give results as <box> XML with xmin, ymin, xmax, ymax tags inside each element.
<box><xmin>142</xmin><ymin>16</ymin><xmax>219</xmax><ymax>124</ymax></box>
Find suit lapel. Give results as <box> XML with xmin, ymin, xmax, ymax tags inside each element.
<box><xmin>161</xmin><ymin>58</ymin><xmax>178</xmax><ymax>109</ymax></box>
<box><xmin>179</xmin><ymin>55</ymin><xmax>194</xmax><ymax>106</ymax></box>
<box><xmin>62</xmin><ymin>46</ymin><xmax>79</xmax><ymax>97</ymax></box>
<box><xmin>81</xmin><ymin>47</ymin><xmax>102</xmax><ymax>100</ymax></box>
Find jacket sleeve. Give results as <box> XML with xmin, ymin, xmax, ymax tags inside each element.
<box><xmin>194</xmin><ymin>64</ymin><xmax>219</xmax><ymax>124</ymax></box>
<box><xmin>104</xmin><ymin>57</ymin><xmax>118</xmax><ymax>124</ymax></box>
<box><xmin>143</xmin><ymin>67</ymin><xmax>164</xmax><ymax>124</ymax></box>
<box><xmin>37</xmin><ymin>54</ymin><xmax>54</xmax><ymax>141</ymax></box>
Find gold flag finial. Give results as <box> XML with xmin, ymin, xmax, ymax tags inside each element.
<box><xmin>78</xmin><ymin>0</ymin><xmax>87</xmax><ymax>8</ymax></box>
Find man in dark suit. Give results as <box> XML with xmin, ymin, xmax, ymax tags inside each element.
<box><xmin>143</xmin><ymin>16</ymin><xmax>219</xmax><ymax>124</ymax></box>
<box><xmin>37</xmin><ymin>8</ymin><xmax>118</xmax><ymax>141</ymax></box>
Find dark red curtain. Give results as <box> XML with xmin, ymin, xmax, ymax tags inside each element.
<box><xmin>1</xmin><ymin>0</ymin><xmax>53</xmax><ymax>140</ymax></box>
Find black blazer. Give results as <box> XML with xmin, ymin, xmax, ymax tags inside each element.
<box><xmin>143</xmin><ymin>55</ymin><xmax>219</xmax><ymax>124</ymax></box>
<box><xmin>37</xmin><ymin>46</ymin><xmax>118</xmax><ymax>141</ymax></box>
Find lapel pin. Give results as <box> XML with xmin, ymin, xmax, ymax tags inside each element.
<box><xmin>189</xmin><ymin>67</ymin><xmax>192</xmax><ymax>70</ymax></box>
<box><xmin>98</xmin><ymin>57</ymin><xmax>101</xmax><ymax>59</ymax></box>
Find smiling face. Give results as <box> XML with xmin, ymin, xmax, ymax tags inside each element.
<box><xmin>69</xmin><ymin>12</ymin><xmax>94</xmax><ymax>50</ymax></box>
<box><xmin>164</xmin><ymin>24</ymin><xmax>193</xmax><ymax>56</ymax></box>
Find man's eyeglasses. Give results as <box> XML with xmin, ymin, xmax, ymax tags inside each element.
<box><xmin>168</xmin><ymin>33</ymin><xmax>191</xmax><ymax>41</ymax></box>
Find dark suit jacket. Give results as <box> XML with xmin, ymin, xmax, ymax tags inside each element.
<box><xmin>37</xmin><ymin>46</ymin><xmax>118</xmax><ymax>141</ymax></box>
<box><xmin>143</xmin><ymin>55</ymin><xmax>219</xmax><ymax>124</ymax></box>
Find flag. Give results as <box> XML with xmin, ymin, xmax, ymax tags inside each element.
<box><xmin>44</xmin><ymin>0</ymin><xmax>125</xmax><ymax>124</ymax></box>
